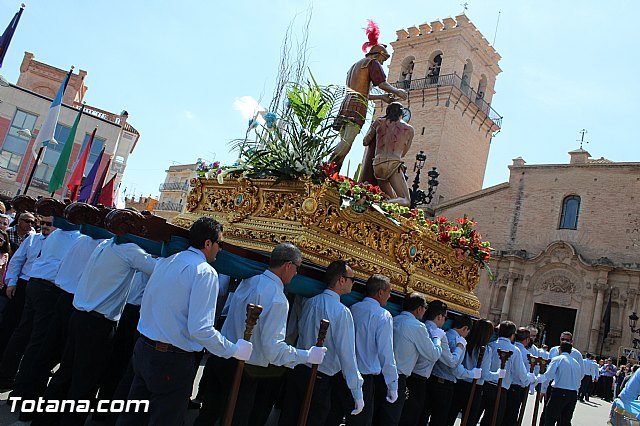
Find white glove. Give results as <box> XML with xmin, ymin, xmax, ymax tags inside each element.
<box><xmin>457</xmin><ymin>336</ymin><xmax>467</xmax><ymax>347</ymax></box>
<box><xmin>386</xmin><ymin>389</ymin><xmax>398</xmax><ymax>403</ymax></box>
<box><xmin>536</xmin><ymin>375</ymin><xmax>546</xmax><ymax>385</ymax></box>
<box><xmin>529</xmin><ymin>383</ymin><xmax>536</xmax><ymax>395</ymax></box>
<box><xmin>307</xmin><ymin>346</ymin><xmax>327</xmax><ymax>365</ymax></box>
<box><xmin>498</xmin><ymin>368</ymin><xmax>507</xmax><ymax>379</ymax></box>
<box><xmin>431</xmin><ymin>328</ymin><xmax>446</xmax><ymax>340</ymax></box>
<box><xmin>472</xmin><ymin>368</ymin><xmax>482</xmax><ymax>379</ymax></box>
<box><xmin>351</xmin><ymin>399</ymin><xmax>365</xmax><ymax>415</ymax></box>
<box><xmin>527</xmin><ymin>373</ymin><xmax>536</xmax><ymax>384</ymax></box>
<box><xmin>233</xmin><ymin>339</ymin><xmax>253</xmax><ymax>361</ymax></box>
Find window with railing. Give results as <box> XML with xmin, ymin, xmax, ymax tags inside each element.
<box><xmin>0</xmin><ymin>109</ymin><xmax>38</xmax><ymax>172</ymax></box>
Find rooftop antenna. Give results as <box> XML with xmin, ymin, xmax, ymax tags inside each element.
<box><xmin>577</xmin><ymin>129</ymin><xmax>589</xmax><ymax>149</ymax></box>
<box><xmin>492</xmin><ymin>10</ymin><xmax>501</xmax><ymax>46</ymax></box>
<box><xmin>461</xmin><ymin>2</ymin><xmax>469</xmax><ymax>13</ymax></box>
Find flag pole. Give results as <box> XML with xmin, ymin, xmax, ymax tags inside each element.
<box><xmin>24</xmin><ymin>66</ymin><xmax>74</xmax><ymax>195</ymax></box>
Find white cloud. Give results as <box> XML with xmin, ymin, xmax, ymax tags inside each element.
<box><xmin>233</xmin><ymin>96</ymin><xmax>267</xmax><ymax>124</ymax></box>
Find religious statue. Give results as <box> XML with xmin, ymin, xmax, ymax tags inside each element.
<box><xmin>330</xmin><ymin>20</ymin><xmax>408</xmax><ymax>171</ymax></box>
<box><xmin>362</xmin><ymin>102</ymin><xmax>414</xmax><ymax>206</ymax></box>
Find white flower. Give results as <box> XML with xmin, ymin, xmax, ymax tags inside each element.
<box><xmin>217</xmin><ymin>173</ymin><xmax>224</xmax><ymax>184</ymax></box>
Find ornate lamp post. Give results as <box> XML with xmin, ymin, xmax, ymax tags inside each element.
<box><xmin>628</xmin><ymin>312</ymin><xmax>640</xmax><ymax>349</ymax></box>
<box><xmin>409</xmin><ymin>150</ymin><xmax>440</xmax><ymax>209</ymax></box>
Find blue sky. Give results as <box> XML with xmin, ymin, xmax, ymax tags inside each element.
<box><xmin>0</xmin><ymin>0</ymin><xmax>637</xmax><ymax>198</ymax></box>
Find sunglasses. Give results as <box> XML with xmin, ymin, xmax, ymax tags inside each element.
<box><xmin>290</xmin><ymin>261</ymin><xmax>301</xmax><ymax>272</ymax></box>
<box><xmin>21</xmin><ymin>219</ymin><xmax>35</xmax><ymax>224</ymax></box>
<box><xmin>342</xmin><ymin>275</ymin><xmax>355</xmax><ymax>282</ymax></box>
<box><xmin>214</xmin><ymin>240</ymin><xmax>224</xmax><ymax>249</ymax></box>
<box><xmin>40</xmin><ymin>221</ymin><xmax>52</xmax><ymax>226</ymax></box>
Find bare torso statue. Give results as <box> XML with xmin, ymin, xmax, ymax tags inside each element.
<box><xmin>362</xmin><ymin>102</ymin><xmax>414</xmax><ymax>206</ymax></box>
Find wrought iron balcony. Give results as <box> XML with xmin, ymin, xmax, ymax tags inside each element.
<box><xmin>159</xmin><ymin>181</ymin><xmax>190</xmax><ymax>192</ymax></box>
<box><xmin>391</xmin><ymin>73</ymin><xmax>502</xmax><ymax>128</ymax></box>
<box><xmin>155</xmin><ymin>201</ymin><xmax>184</xmax><ymax>212</ymax></box>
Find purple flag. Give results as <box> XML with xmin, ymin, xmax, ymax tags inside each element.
<box><xmin>77</xmin><ymin>147</ymin><xmax>105</xmax><ymax>202</ymax></box>
<box><xmin>0</xmin><ymin>5</ymin><xmax>25</xmax><ymax>68</ymax></box>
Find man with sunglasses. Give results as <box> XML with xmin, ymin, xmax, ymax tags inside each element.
<box><xmin>280</xmin><ymin>260</ymin><xmax>364</xmax><ymax>426</ymax></box>
<box><xmin>6</xmin><ymin>212</ymin><xmax>35</xmax><ymax>253</ymax></box>
<box><xmin>197</xmin><ymin>242</ymin><xmax>326</xmax><ymax>426</ymax></box>
<box><xmin>0</xmin><ymin>216</ymin><xmax>54</xmax><ymax>390</ymax></box>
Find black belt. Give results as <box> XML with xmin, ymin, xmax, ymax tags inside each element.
<box><xmin>30</xmin><ymin>277</ymin><xmax>57</xmax><ymax>288</ymax></box>
<box><xmin>141</xmin><ymin>335</ymin><xmax>191</xmax><ymax>354</ymax></box>
<box><xmin>431</xmin><ymin>375</ymin><xmax>455</xmax><ymax>385</ymax></box>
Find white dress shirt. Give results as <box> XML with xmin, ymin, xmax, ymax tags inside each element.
<box><xmin>431</xmin><ymin>328</ymin><xmax>466</xmax><ymax>382</ymax></box>
<box><xmin>5</xmin><ymin>233</ymin><xmax>46</xmax><ymax>286</ymax></box>
<box><xmin>487</xmin><ymin>337</ymin><xmax>530</xmax><ymax>389</ymax></box>
<box><xmin>541</xmin><ymin>352</ymin><xmax>582</xmax><ymax>392</ymax></box>
<box><xmin>55</xmin><ymin>235</ymin><xmax>105</xmax><ymax>294</ymax></box>
<box><xmin>297</xmin><ymin>289</ymin><xmax>364</xmax><ymax>401</ymax></box>
<box><xmin>455</xmin><ymin>345</ymin><xmax>500</xmax><ymax>385</ymax></box>
<box><xmin>28</xmin><ymin>229</ymin><xmax>81</xmax><ymax>282</ymax></box>
<box><xmin>221</xmin><ymin>269</ymin><xmax>309</xmax><ymax>368</ymax></box>
<box><xmin>126</xmin><ymin>271</ymin><xmax>150</xmax><ymax>306</ymax></box>
<box><xmin>414</xmin><ymin>320</ymin><xmax>464</xmax><ymax>379</ymax></box>
<box><xmin>548</xmin><ymin>346</ymin><xmax>584</xmax><ymax>379</ymax></box>
<box><xmin>393</xmin><ymin>312</ymin><xmax>442</xmax><ymax>377</ymax></box>
<box><xmin>351</xmin><ymin>297</ymin><xmax>398</xmax><ymax>391</ymax></box>
<box><xmin>138</xmin><ymin>247</ymin><xmax>237</xmax><ymax>356</ymax></box>
<box><xmin>512</xmin><ymin>341</ymin><xmax>534</xmax><ymax>386</ymax></box>
<box><xmin>73</xmin><ymin>238</ymin><xmax>156</xmax><ymax>321</ymax></box>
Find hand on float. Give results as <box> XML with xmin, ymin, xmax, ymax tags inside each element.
<box><xmin>307</xmin><ymin>346</ymin><xmax>327</xmax><ymax>365</ymax></box>
<box><xmin>233</xmin><ymin>339</ymin><xmax>253</xmax><ymax>361</ymax></box>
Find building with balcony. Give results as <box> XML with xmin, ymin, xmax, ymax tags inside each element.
<box><xmin>155</xmin><ymin>163</ymin><xmax>196</xmax><ymax>221</ymax></box>
<box><xmin>0</xmin><ymin>52</ymin><xmax>140</xmax><ymax>198</ymax></box>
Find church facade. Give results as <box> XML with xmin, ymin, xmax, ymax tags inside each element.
<box><xmin>435</xmin><ymin>150</ymin><xmax>640</xmax><ymax>354</ymax></box>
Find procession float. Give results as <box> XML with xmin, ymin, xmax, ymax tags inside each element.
<box><xmin>169</xmin><ymin>20</ymin><xmax>493</xmax><ymax>316</ymax></box>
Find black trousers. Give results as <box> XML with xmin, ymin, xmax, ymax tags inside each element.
<box><xmin>446</xmin><ymin>380</ymin><xmax>484</xmax><ymax>426</ymax></box>
<box><xmin>0</xmin><ymin>278</ymin><xmax>27</xmax><ymax>355</ymax></box>
<box><xmin>17</xmin><ymin>288</ymin><xmax>73</xmax><ymax>400</ymax></box>
<box><xmin>33</xmin><ymin>309</ymin><xmax>116</xmax><ymax>426</ymax></box>
<box><xmin>502</xmin><ymin>384</ymin><xmax>526</xmax><ymax>426</ymax></box>
<box><xmin>480</xmin><ymin>383</ymin><xmax>507</xmax><ymax>426</ymax></box>
<box><xmin>325</xmin><ymin>372</ymin><xmax>360</xmax><ymax>426</ymax></box>
<box><xmin>115</xmin><ymin>337</ymin><xmax>197</xmax><ymax>426</ymax></box>
<box><xmin>578</xmin><ymin>375</ymin><xmax>592</xmax><ymax>401</ymax></box>
<box><xmin>279</xmin><ymin>364</ymin><xmax>333</xmax><ymax>426</ymax></box>
<box><xmin>398</xmin><ymin>373</ymin><xmax>426</xmax><ymax>426</ymax></box>
<box><xmin>0</xmin><ymin>278</ymin><xmax>61</xmax><ymax>385</ymax></box>
<box><xmin>421</xmin><ymin>375</ymin><xmax>455</xmax><ymax>426</ymax></box>
<box><xmin>372</xmin><ymin>373</ymin><xmax>405</xmax><ymax>426</ymax></box>
<box><xmin>97</xmin><ymin>303</ymin><xmax>141</xmax><ymax>401</ymax></box>
<box><xmin>544</xmin><ymin>388</ymin><xmax>577</xmax><ymax>426</ymax></box>
<box><xmin>195</xmin><ymin>355</ymin><xmax>285</xmax><ymax>426</ymax></box>
<box><xmin>601</xmin><ymin>376</ymin><xmax>614</xmax><ymax>401</ymax></box>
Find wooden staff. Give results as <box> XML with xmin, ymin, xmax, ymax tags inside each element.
<box><xmin>517</xmin><ymin>355</ymin><xmax>540</xmax><ymax>426</ymax></box>
<box><xmin>298</xmin><ymin>319</ymin><xmax>330</xmax><ymax>426</ymax></box>
<box><xmin>490</xmin><ymin>349</ymin><xmax>513</xmax><ymax>426</ymax></box>
<box><xmin>222</xmin><ymin>304</ymin><xmax>263</xmax><ymax>426</ymax></box>
<box><xmin>531</xmin><ymin>358</ymin><xmax>549</xmax><ymax>426</ymax></box>
<box><xmin>461</xmin><ymin>345</ymin><xmax>486</xmax><ymax>426</ymax></box>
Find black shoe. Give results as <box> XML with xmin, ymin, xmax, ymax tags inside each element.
<box><xmin>188</xmin><ymin>399</ymin><xmax>202</xmax><ymax>410</ymax></box>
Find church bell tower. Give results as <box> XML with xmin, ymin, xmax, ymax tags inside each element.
<box><xmin>378</xmin><ymin>14</ymin><xmax>502</xmax><ymax>206</ymax></box>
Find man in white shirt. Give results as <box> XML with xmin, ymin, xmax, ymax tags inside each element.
<box><xmin>350</xmin><ymin>274</ymin><xmax>398</xmax><ymax>425</ymax></box>
<box><xmin>197</xmin><ymin>243</ymin><xmax>325</xmax><ymax>426</ymax></box>
<box><xmin>578</xmin><ymin>353</ymin><xmax>598</xmax><ymax>402</ymax></box>
<box><xmin>393</xmin><ymin>293</ymin><xmax>443</xmax><ymax>426</ymax></box>
<box><xmin>117</xmin><ymin>217</ymin><xmax>252</xmax><ymax>426</ymax></box>
<box><xmin>280</xmin><ymin>260</ymin><xmax>363</xmax><ymax>426</ymax></box>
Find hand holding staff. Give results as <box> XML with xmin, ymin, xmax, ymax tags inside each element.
<box><xmin>531</xmin><ymin>358</ymin><xmax>549</xmax><ymax>426</ymax></box>
<box><xmin>461</xmin><ymin>345</ymin><xmax>486</xmax><ymax>426</ymax></box>
<box><xmin>517</xmin><ymin>355</ymin><xmax>539</xmax><ymax>426</ymax></box>
<box><xmin>491</xmin><ymin>349</ymin><xmax>513</xmax><ymax>426</ymax></box>
<box><xmin>298</xmin><ymin>319</ymin><xmax>330</xmax><ymax>426</ymax></box>
<box><xmin>223</xmin><ymin>304</ymin><xmax>263</xmax><ymax>426</ymax></box>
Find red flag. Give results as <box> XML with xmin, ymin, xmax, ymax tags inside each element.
<box><xmin>97</xmin><ymin>175</ymin><xmax>116</xmax><ymax>207</ymax></box>
<box><xmin>67</xmin><ymin>127</ymin><xmax>96</xmax><ymax>201</ymax></box>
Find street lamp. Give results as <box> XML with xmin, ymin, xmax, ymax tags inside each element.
<box><xmin>409</xmin><ymin>151</ymin><xmax>440</xmax><ymax>209</ymax></box>
<box><xmin>629</xmin><ymin>312</ymin><xmax>640</xmax><ymax>348</ymax></box>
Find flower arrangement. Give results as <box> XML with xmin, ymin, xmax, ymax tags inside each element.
<box><xmin>315</xmin><ymin>162</ymin><xmax>384</xmax><ymax>213</ymax></box>
<box><xmin>196</xmin><ymin>160</ymin><xmax>225</xmax><ymax>183</ymax></box>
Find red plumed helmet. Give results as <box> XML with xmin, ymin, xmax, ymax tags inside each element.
<box><xmin>362</xmin><ymin>19</ymin><xmax>381</xmax><ymax>53</ymax></box>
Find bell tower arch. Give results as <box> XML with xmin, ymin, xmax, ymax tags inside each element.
<box><xmin>380</xmin><ymin>14</ymin><xmax>502</xmax><ymax>206</ymax></box>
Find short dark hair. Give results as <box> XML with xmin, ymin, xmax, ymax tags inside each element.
<box><xmin>515</xmin><ymin>327</ymin><xmax>531</xmax><ymax>342</ymax></box>
<box><xmin>269</xmin><ymin>243</ymin><xmax>302</xmax><ymax>268</ymax></box>
<box><xmin>453</xmin><ymin>314</ymin><xmax>473</xmax><ymax>330</ymax></box>
<box><xmin>560</xmin><ymin>342</ymin><xmax>573</xmax><ymax>354</ymax></box>
<box><xmin>189</xmin><ymin>217</ymin><xmax>222</xmax><ymax>249</ymax></box>
<box><xmin>365</xmin><ymin>274</ymin><xmax>391</xmax><ymax>297</ymax></box>
<box><xmin>403</xmin><ymin>292</ymin><xmax>427</xmax><ymax>312</ymax></box>
<box><xmin>498</xmin><ymin>321</ymin><xmax>517</xmax><ymax>338</ymax></box>
<box><xmin>424</xmin><ymin>299</ymin><xmax>447</xmax><ymax>321</ymax></box>
<box><xmin>325</xmin><ymin>260</ymin><xmax>349</xmax><ymax>288</ymax></box>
